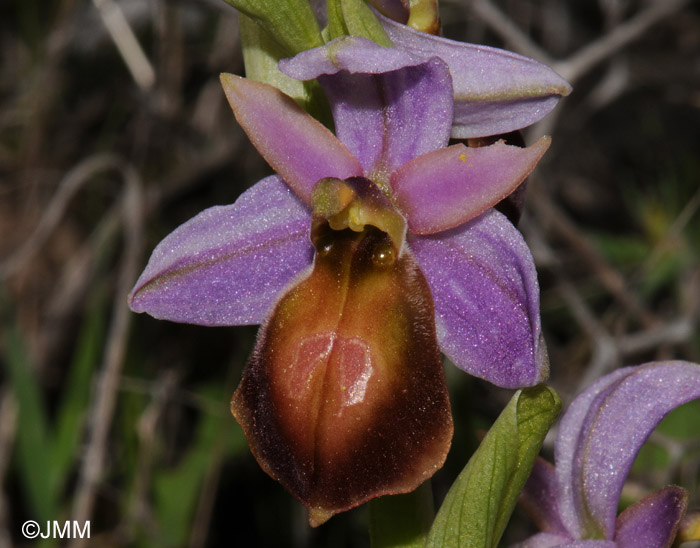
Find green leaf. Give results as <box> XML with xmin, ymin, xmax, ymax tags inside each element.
<box><xmin>3</xmin><ymin>325</ymin><xmax>55</xmax><ymax>523</ymax></box>
<box><xmin>1</xmin><ymin>288</ymin><xmax>105</xmax><ymax>544</ymax></box>
<box><xmin>153</xmin><ymin>410</ymin><xmax>219</xmax><ymax>547</ymax></box>
<box><xmin>631</xmin><ymin>399</ymin><xmax>700</xmax><ymax>491</ymax></box>
<box><xmin>239</xmin><ymin>13</ymin><xmax>332</xmax><ymax>126</ymax></box>
<box><xmin>240</xmin><ymin>14</ymin><xmax>311</xmax><ymax>102</ymax></box>
<box><xmin>326</xmin><ymin>0</ymin><xmax>350</xmax><ymax>40</ymax></box>
<box><xmin>325</xmin><ymin>0</ymin><xmax>393</xmax><ymax>47</ymax></box>
<box><xmin>222</xmin><ymin>0</ymin><xmax>323</xmax><ymax>55</ymax></box>
<box><xmin>152</xmin><ymin>384</ymin><xmax>247</xmax><ymax>547</ymax></box>
<box><xmin>426</xmin><ymin>385</ymin><xmax>561</xmax><ymax>548</ymax></box>
<box><xmin>49</xmin><ymin>295</ymin><xmax>106</xmax><ymax>496</ymax></box>
<box><xmin>369</xmin><ymin>481</ymin><xmax>434</xmax><ymax>548</ymax></box>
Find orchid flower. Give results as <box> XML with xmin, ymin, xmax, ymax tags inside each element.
<box><xmin>379</xmin><ymin>16</ymin><xmax>572</xmax><ymax>139</ymax></box>
<box><xmin>513</xmin><ymin>361</ymin><xmax>700</xmax><ymax>548</ymax></box>
<box><xmin>129</xmin><ymin>37</ymin><xmax>558</xmax><ymax>524</ymax></box>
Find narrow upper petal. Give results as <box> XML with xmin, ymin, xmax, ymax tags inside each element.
<box><xmin>280</xmin><ymin>37</ymin><xmax>453</xmax><ymax>181</ymax></box>
<box><xmin>220</xmin><ymin>74</ymin><xmax>363</xmax><ymax>203</ymax></box>
<box><xmin>409</xmin><ymin>208</ymin><xmax>547</xmax><ymax>388</ymax></box>
<box><xmin>614</xmin><ymin>486</ymin><xmax>688</xmax><ymax>548</ymax></box>
<box><xmin>390</xmin><ymin>136</ymin><xmax>550</xmax><ymax>235</ymax></box>
<box><xmin>129</xmin><ymin>175</ymin><xmax>313</xmax><ymax>326</ymax></box>
<box><xmin>378</xmin><ymin>13</ymin><xmax>572</xmax><ymax>138</ymax></box>
<box><xmin>556</xmin><ymin>362</ymin><xmax>700</xmax><ymax>540</ymax></box>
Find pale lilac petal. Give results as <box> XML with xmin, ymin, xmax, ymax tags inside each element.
<box><xmin>409</xmin><ymin>208</ymin><xmax>547</xmax><ymax>388</ymax></box>
<box><xmin>280</xmin><ymin>36</ymin><xmax>426</xmax><ymax>79</ymax></box>
<box><xmin>379</xmin><ymin>14</ymin><xmax>572</xmax><ymax>138</ymax></box>
<box><xmin>555</xmin><ymin>368</ymin><xmax>631</xmax><ymax>539</ymax></box>
<box><xmin>545</xmin><ymin>542</ymin><xmax>615</xmax><ymax>548</ymax></box>
<box><xmin>390</xmin><ymin>137</ymin><xmax>550</xmax><ymax>234</ymax></box>
<box><xmin>557</xmin><ymin>362</ymin><xmax>700</xmax><ymax>540</ymax></box>
<box><xmin>510</xmin><ymin>532</ymin><xmax>575</xmax><ymax>548</ymax></box>
<box><xmin>520</xmin><ymin>458</ymin><xmax>568</xmax><ymax>536</ymax></box>
<box><xmin>614</xmin><ymin>486</ymin><xmax>688</xmax><ymax>548</ymax></box>
<box><xmin>129</xmin><ymin>176</ymin><xmax>313</xmax><ymax>326</ymax></box>
<box><xmin>280</xmin><ymin>37</ymin><xmax>453</xmax><ymax>177</ymax></box>
<box><xmin>220</xmin><ymin>74</ymin><xmax>363</xmax><ymax>203</ymax></box>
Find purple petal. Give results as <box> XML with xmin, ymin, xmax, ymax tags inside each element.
<box><xmin>614</xmin><ymin>486</ymin><xmax>688</xmax><ymax>548</ymax></box>
<box><xmin>511</xmin><ymin>534</ymin><xmax>619</xmax><ymax>548</ymax></box>
<box><xmin>390</xmin><ymin>137</ymin><xmax>550</xmax><ymax>235</ymax></box>
<box><xmin>509</xmin><ymin>532</ymin><xmax>575</xmax><ymax>548</ymax></box>
<box><xmin>129</xmin><ymin>176</ymin><xmax>313</xmax><ymax>326</ymax></box>
<box><xmin>559</xmin><ymin>544</ymin><xmax>616</xmax><ymax>548</ymax></box>
<box><xmin>379</xmin><ymin>14</ymin><xmax>572</xmax><ymax>138</ymax></box>
<box><xmin>220</xmin><ymin>74</ymin><xmax>363</xmax><ymax>203</ymax></box>
<box><xmin>280</xmin><ymin>37</ymin><xmax>453</xmax><ymax>178</ymax></box>
<box><xmin>554</xmin><ymin>368</ymin><xmax>632</xmax><ymax>539</ymax></box>
<box><xmin>409</xmin><ymin>208</ymin><xmax>547</xmax><ymax>388</ymax></box>
<box><xmin>520</xmin><ymin>458</ymin><xmax>568</xmax><ymax>536</ymax></box>
<box><xmin>556</xmin><ymin>362</ymin><xmax>700</xmax><ymax>540</ymax></box>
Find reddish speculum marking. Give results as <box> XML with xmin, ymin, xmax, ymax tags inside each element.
<box><xmin>288</xmin><ymin>333</ymin><xmax>373</xmax><ymax>409</ymax></box>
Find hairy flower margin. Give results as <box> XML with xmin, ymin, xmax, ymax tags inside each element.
<box><xmin>129</xmin><ymin>33</ymin><xmax>570</xmax><ymax>524</ymax></box>
<box><xmin>514</xmin><ymin>361</ymin><xmax>700</xmax><ymax>548</ymax></box>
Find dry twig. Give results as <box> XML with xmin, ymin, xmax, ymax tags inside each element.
<box><xmin>91</xmin><ymin>0</ymin><xmax>156</xmax><ymax>90</ymax></box>
<box><xmin>553</xmin><ymin>0</ymin><xmax>693</xmax><ymax>83</ymax></box>
<box><xmin>69</xmin><ymin>162</ymin><xmax>144</xmax><ymax>547</ymax></box>
<box><xmin>0</xmin><ymin>155</ymin><xmax>129</xmax><ymax>279</ymax></box>
<box><xmin>530</xmin><ymin>189</ymin><xmax>659</xmax><ymax>328</ymax></box>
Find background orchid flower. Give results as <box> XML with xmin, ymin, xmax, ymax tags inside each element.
<box><xmin>514</xmin><ymin>361</ymin><xmax>700</xmax><ymax>548</ymax></box>
<box><xmin>376</xmin><ymin>11</ymin><xmax>573</xmax><ymax>139</ymax></box>
<box><xmin>129</xmin><ymin>37</ymin><xmax>552</xmax><ymax>524</ymax></box>
<box><xmin>359</xmin><ymin>0</ymin><xmax>573</xmax><ymax>139</ymax></box>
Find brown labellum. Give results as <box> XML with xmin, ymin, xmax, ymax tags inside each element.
<box><xmin>231</xmin><ymin>223</ymin><xmax>453</xmax><ymax>526</ymax></box>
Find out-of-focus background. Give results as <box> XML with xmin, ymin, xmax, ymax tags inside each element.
<box><xmin>1</xmin><ymin>0</ymin><xmax>699</xmax><ymax>546</ymax></box>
